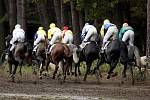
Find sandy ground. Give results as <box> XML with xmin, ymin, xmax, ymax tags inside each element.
<box><xmin>0</xmin><ymin>67</ymin><xmax>150</xmax><ymax>100</ymax></box>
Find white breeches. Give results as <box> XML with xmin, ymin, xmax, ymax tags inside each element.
<box><xmin>122</xmin><ymin>30</ymin><xmax>134</xmax><ymax>46</ymax></box>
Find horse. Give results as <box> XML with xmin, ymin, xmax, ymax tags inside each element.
<box><xmin>0</xmin><ymin>34</ymin><xmax>12</xmax><ymax>65</ymax></box>
<box><xmin>7</xmin><ymin>41</ymin><xmax>33</xmax><ymax>82</ymax></box>
<box><xmin>94</xmin><ymin>39</ymin><xmax>140</xmax><ymax>84</ymax></box>
<box><xmin>41</xmin><ymin>42</ymin><xmax>72</xmax><ymax>82</ymax></box>
<box><xmin>74</xmin><ymin>41</ymin><xmax>101</xmax><ymax>81</ymax></box>
<box><xmin>32</xmin><ymin>40</ymin><xmax>48</xmax><ymax>78</ymax></box>
<box><xmin>74</xmin><ymin>33</ymin><xmax>102</xmax><ymax>82</ymax></box>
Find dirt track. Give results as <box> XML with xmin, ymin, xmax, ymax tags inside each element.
<box><xmin>0</xmin><ymin>69</ymin><xmax>150</xmax><ymax>100</ymax></box>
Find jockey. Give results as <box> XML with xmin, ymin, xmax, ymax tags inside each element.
<box><xmin>33</xmin><ymin>26</ymin><xmax>46</xmax><ymax>54</ymax></box>
<box><xmin>118</xmin><ymin>23</ymin><xmax>134</xmax><ymax>46</ymax></box>
<box><xmin>101</xmin><ymin>19</ymin><xmax>118</xmax><ymax>52</ymax></box>
<box><xmin>62</xmin><ymin>26</ymin><xmax>73</xmax><ymax>44</ymax></box>
<box><xmin>9</xmin><ymin>24</ymin><xmax>25</xmax><ymax>54</ymax></box>
<box><xmin>80</xmin><ymin>22</ymin><xmax>98</xmax><ymax>49</ymax></box>
<box><xmin>47</xmin><ymin>23</ymin><xmax>62</xmax><ymax>51</ymax></box>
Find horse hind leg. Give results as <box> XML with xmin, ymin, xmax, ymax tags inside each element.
<box><xmin>19</xmin><ymin>64</ymin><xmax>23</xmax><ymax>76</ymax></box>
<box><xmin>130</xmin><ymin>65</ymin><xmax>135</xmax><ymax>85</ymax></box>
<box><xmin>52</xmin><ymin>64</ymin><xmax>59</xmax><ymax>79</ymax></box>
<box><xmin>11</xmin><ymin>64</ymin><xmax>18</xmax><ymax>82</ymax></box>
<box><xmin>9</xmin><ymin>63</ymin><xmax>12</xmax><ymax>75</ymax></box>
<box><xmin>83</xmin><ymin>62</ymin><xmax>92</xmax><ymax>81</ymax></box>
<box><xmin>39</xmin><ymin>62</ymin><xmax>44</xmax><ymax>79</ymax></box>
<box><xmin>107</xmin><ymin>60</ymin><xmax>118</xmax><ymax>79</ymax></box>
<box><xmin>121</xmin><ymin>64</ymin><xmax>127</xmax><ymax>84</ymax></box>
<box><xmin>62</xmin><ymin>62</ymin><xmax>69</xmax><ymax>83</ymax></box>
<box><xmin>8</xmin><ymin>63</ymin><xmax>15</xmax><ymax>82</ymax></box>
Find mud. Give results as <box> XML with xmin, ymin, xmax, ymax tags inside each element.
<box><xmin>0</xmin><ymin>69</ymin><xmax>150</xmax><ymax>100</ymax></box>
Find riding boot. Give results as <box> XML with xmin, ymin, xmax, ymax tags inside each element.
<box><xmin>8</xmin><ymin>50</ymin><xmax>12</xmax><ymax>57</ymax></box>
<box><xmin>47</xmin><ymin>44</ymin><xmax>52</xmax><ymax>53</ymax></box>
<box><xmin>32</xmin><ymin>51</ymin><xmax>36</xmax><ymax>57</ymax></box>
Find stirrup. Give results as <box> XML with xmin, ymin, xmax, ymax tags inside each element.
<box><xmin>101</xmin><ymin>48</ymin><xmax>104</xmax><ymax>53</ymax></box>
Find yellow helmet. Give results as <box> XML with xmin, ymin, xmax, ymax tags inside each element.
<box><xmin>50</xmin><ymin>23</ymin><xmax>56</xmax><ymax>29</ymax></box>
<box><xmin>103</xmin><ymin>19</ymin><xmax>110</xmax><ymax>25</ymax></box>
<box><xmin>38</xmin><ymin>27</ymin><xmax>43</xmax><ymax>30</ymax></box>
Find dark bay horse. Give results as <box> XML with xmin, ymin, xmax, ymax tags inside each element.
<box><xmin>8</xmin><ymin>41</ymin><xmax>32</xmax><ymax>82</ymax></box>
<box><xmin>95</xmin><ymin>39</ymin><xmax>134</xmax><ymax>84</ymax></box>
<box><xmin>41</xmin><ymin>42</ymin><xmax>72</xmax><ymax>82</ymax></box>
<box><xmin>74</xmin><ymin>41</ymin><xmax>101</xmax><ymax>81</ymax></box>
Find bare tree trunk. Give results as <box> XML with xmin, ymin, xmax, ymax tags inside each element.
<box><xmin>114</xmin><ymin>1</ymin><xmax>131</xmax><ymax>29</ymax></box>
<box><xmin>78</xmin><ymin>10</ymin><xmax>84</xmax><ymax>31</ymax></box>
<box><xmin>147</xmin><ymin>0</ymin><xmax>150</xmax><ymax>57</ymax></box>
<box><xmin>47</xmin><ymin>0</ymin><xmax>55</xmax><ymax>24</ymax></box>
<box><xmin>4</xmin><ymin>0</ymin><xmax>9</xmax><ymax>15</ymax></box>
<box><xmin>17</xmin><ymin>0</ymin><xmax>26</xmax><ymax>31</ymax></box>
<box><xmin>36</xmin><ymin>1</ymin><xmax>49</xmax><ymax>30</ymax></box>
<box><xmin>70</xmin><ymin>0</ymin><xmax>79</xmax><ymax>34</ymax></box>
<box><xmin>8</xmin><ymin>0</ymin><xmax>17</xmax><ymax>33</ymax></box>
<box><xmin>60</xmin><ymin>0</ymin><xmax>65</xmax><ymax>28</ymax></box>
<box><xmin>53</xmin><ymin>0</ymin><xmax>61</xmax><ymax>27</ymax></box>
<box><xmin>0</xmin><ymin>0</ymin><xmax>6</xmax><ymax>54</ymax></box>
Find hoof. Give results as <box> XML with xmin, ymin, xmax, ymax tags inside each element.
<box><xmin>111</xmin><ymin>72</ymin><xmax>118</xmax><ymax>77</ymax></box>
<box><xmin>67</xmin><ymin>72</ymin><xmax>70</xmax><ymax>75</ymax></box>
<box><xmin>33</xmin><ymin>81</ymin><xmax>37</xmax><ymax>84</ymax></box>
<box><xmin>39</xmin><ymin>76</ymin><xmax>42</xmax><ymax>79</ymax></box>
<box><xmin>121</xmin><ymin>80</ymin><xmax>124</xmax><ymax>84</ymax></box>
<box><xmin>107</xmin><ymin>75</ymin><xmax>110</xmax><ymax>79</ymax></box>
<box><xmin>83</xmin><ymin>78</ymin><xmax>86</xmax><ymax>81</ymax></box>
<box><xmin>52</xmin><ymin>76</ymin><xmax>55</xmax><ymax>79</ymax></box>
<box><xmin>107</xmin><ymin>72</ymin><xmax>118</xmax><ymax>79</ymax></box>
<box><xmin>44</xmin><ymin>73</ymin><xmax>47</xmax><ymax>76</ymax></box>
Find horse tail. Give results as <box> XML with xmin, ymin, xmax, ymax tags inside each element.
<box><xmin>120</xmin><ymin>41</ymin><xmax>128</xmax><ymax>64</ymax></box>
<box><xmin>0</xmin><ymin>49</ymin><xmax>7</xmax><ymax>65</ymax></box>
<box><xmin>63</xmin><ymin>44</ymin><xmax>70</xmax><ymax>57</ymax></box>
<box><xmin>134</xmin><ymin>46</ymin><xmax>141</xmax><ymax>67</ymax></box>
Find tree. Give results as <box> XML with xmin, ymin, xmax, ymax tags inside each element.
<box><xmin>8</xmin><ymin>0</ymin><xmax>17</xmax><ymax>33</ymax></box>
<box><xmin>17</xmin><ymin>0</ymin><xmax>26</xmax><ymax>31</ymax></box>
<box><xmin>147</xmin><ymin>0</ymin><xmax>150</xmax><ymax>57</ymax></box>
<box><xmin>70</xmin><ymin>0</ymin><xmax>79</xmax><ymax>34</ymax></box>
<box><xmin>36</xmin><ymin>0</ymin><xmax>49</xmax><ymax>30</ymax></box>
<box><xmin>0</xmin><ymin>0</ymin><xmax>6</xmax><ymax>54</ymax></box>
<box><xmin>53</xmin><ymin>0</ymin><xmax>61</xmax><ymax>27</ymax></box>
<box><xmin>60</xmin><ymin>0</ymin><xmax>65</xmax><ymax>27</ymax></box>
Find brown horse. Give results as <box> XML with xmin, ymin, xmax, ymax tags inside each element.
<box><xmin>40</xmin><ymin>42</ymin><xmax>72</xmax><ymax>82</ymax></box>
<box><xmin>8</xmin><ymin>41</ymin><xmax>32</xmax><ymax>82</ymax></box>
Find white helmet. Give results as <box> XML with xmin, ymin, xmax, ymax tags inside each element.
<box><xmin>123</xmin><ymin>23</ymin><xmax>128</xmax><ymax>27</ymax></box>
<box><xmin>15</xmin><ymin>24</ymin><xmax>21</xmax><ymax>29</ymax></box>
<box><xmin>103</xmin><ymin>19</ymin><xmax>110</xmax><ymax>25</ymax></box>
<box><xmin>85</xmin><ymin>23</ymin><xmax>89</xmax><ymax>26</ymax></box>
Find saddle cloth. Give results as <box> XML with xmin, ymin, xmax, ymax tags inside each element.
<box><xmin>79</xmin><ymin>42</ymin><xmax>90</xmax><ymax>49</ymax></box>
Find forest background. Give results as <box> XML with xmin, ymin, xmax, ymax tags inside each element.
<box><xmin>0</xmin><ymin>0</ymin><xmax>148</xmax><ymax>56</ymax></box>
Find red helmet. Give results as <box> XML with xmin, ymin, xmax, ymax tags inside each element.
<box><xmin>63</xmin><ymin>26</ymin><xmax>68</xmax><ymax>30</ymax></box>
